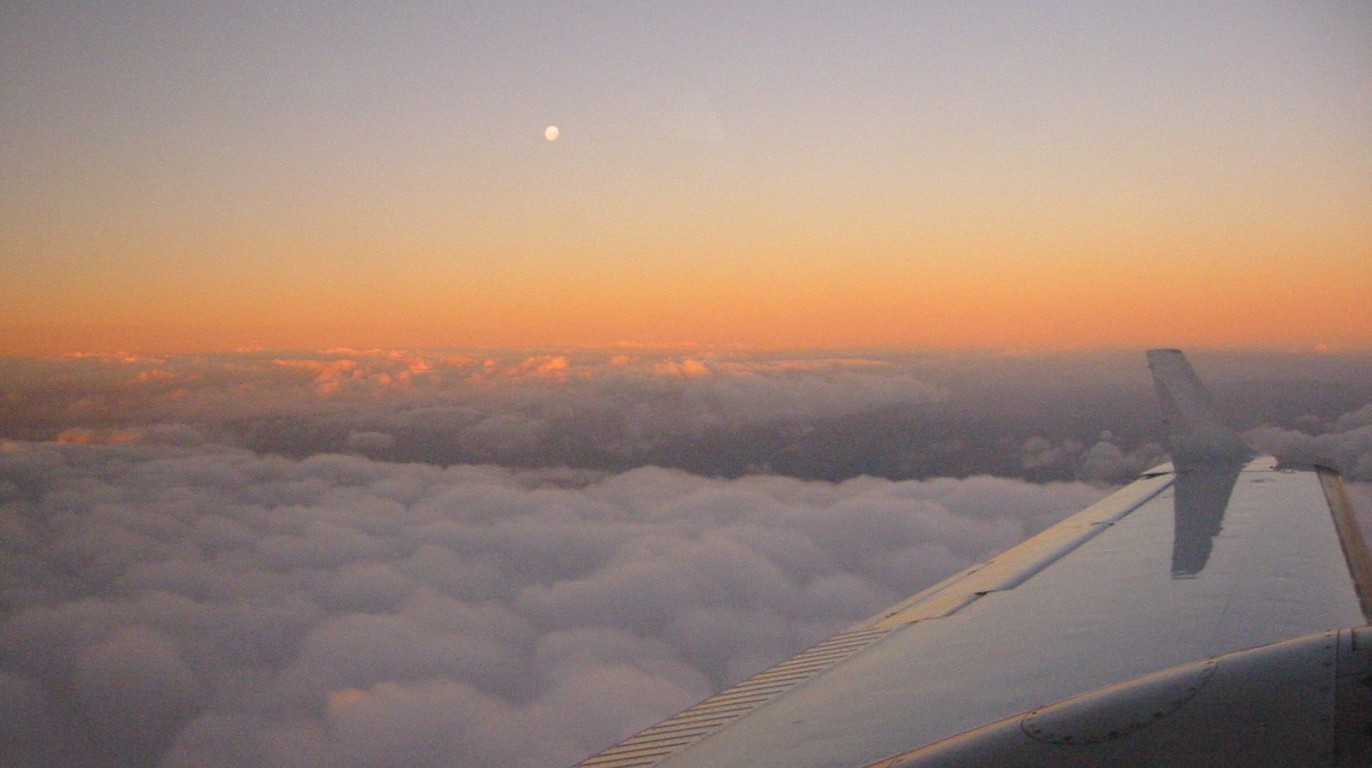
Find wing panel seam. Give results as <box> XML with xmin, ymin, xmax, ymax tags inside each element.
<box><xmin>569</xmin><ymin>626</ymin><xmax>893</xmax><ymax>767</ymax></box>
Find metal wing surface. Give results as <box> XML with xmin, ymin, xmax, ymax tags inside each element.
<box><xmin>572</xmin><ymin>350</ymin><xmax>1372</xmax><ymax>768</ymax></box>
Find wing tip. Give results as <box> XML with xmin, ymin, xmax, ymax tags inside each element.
<box><xmin>1145</xmin><ymin>349</ymin><xmax>1254</xmax><ymax>468</ymax></box>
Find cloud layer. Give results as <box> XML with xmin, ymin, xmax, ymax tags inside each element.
<box><xmin>5</xmin><ymin>348</ymin><xmax>1370</xmax><ymax>482</ymax></box>
<box><xmin>2</xmin><ymin>348</ymin><xmax>1370</xmax><ymax>767</ymax></box>
<box><xmin>0</xmin><ymin>441</ymin><xmax>1105</xmax><ymax>768</ymax></box>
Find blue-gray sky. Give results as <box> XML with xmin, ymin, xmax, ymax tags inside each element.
<box><xmin>2</xmin><ymin>2</ymin><xmax>1369</xmax><ymax>352</ymax></box>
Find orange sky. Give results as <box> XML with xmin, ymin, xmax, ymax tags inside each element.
<box><xmin>2</xmin><ymin>4</ymin><xmax>1369</xmax><ymax>355</ymax></box>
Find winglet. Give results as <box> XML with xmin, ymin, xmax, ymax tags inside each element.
<box><xmin>1146</xmin><ymin>349</ymin><xmax>1254</xmax><ymax>468</ymax></box>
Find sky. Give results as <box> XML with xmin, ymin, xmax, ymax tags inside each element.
<box><xmin>4</xmin><ymin>348</ymin><xmax>1372</xmax><ymax>767</ymax></box>
<box><xmin>2</xmin><ymin>4</ymin><xmax>1372</xmax><ymax>766</ymax></box>
<box><xmin>2</xmin><ymin>2</ymin><xmax>1370</xmax><ymax>354</ymax></box>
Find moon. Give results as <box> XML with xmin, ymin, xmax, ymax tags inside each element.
<box><xmin>544</xmin><ymin>125</ymin><xmax>560</xmax><ymax>141</ymax></box>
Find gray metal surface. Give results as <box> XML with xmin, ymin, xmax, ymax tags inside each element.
<box><xmin>876</xmin><ymin>629</ymin><xmax>1348</xmax><ymax>767</ymax></box>
<box><xmin>575</xmin><ymin>457</ymin><xmax>1367</xmax><ymax>768</ymax></box>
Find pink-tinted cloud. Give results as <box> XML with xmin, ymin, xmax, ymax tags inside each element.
<box><xmin>0</xmin><ymin>441</ymin><xmax>1107</xmax><ymax>768</ymax></box>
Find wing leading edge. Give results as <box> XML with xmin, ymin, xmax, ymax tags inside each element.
<box><xmin>572</xmin><ymin>351</ymin><xmax>1372</xmax><ymax>768</ymax></box>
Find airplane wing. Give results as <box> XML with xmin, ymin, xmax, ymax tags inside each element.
<box><xmin>571</xmin><ymin>350</ymin><xmax>1372</xmax><ymax>768</ymax></box>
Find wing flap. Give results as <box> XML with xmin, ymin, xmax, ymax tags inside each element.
<box><xmin>1318</xmin><ymin>466</ymin><xmax>1372</xmax><ymax>621</ymax></box>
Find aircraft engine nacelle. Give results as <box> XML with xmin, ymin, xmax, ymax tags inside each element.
<box><xmin>868</xmin><ymin>626</ymin><xmax>1372</xmax><ymax>768</ymax></box>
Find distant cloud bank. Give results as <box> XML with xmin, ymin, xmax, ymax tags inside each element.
<box><xmin>10</xmin><ymin>348</ymin><xmax>1370</xmax><ymax>483</ymax></box>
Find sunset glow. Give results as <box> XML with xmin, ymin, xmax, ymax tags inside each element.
<box><xmin>2</xmin><ymin>3</ymin><xmax>1369</xmax><ymax>355</ymax></box>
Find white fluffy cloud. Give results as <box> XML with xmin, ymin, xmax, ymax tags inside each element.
<box><xmin>1246</xmin><ymin>419</ymin><xmax>1372</xmax><ymax>481</ymax></box>
<box><xmin>0</xmin><ymin>442</ymin><xmax>1105</xmax><ymax>768</ymax></box>
<box><xmin>1020</xmin><ymin>435</ymin><xmax>1167</xmax><ymax>484</ymax></box>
